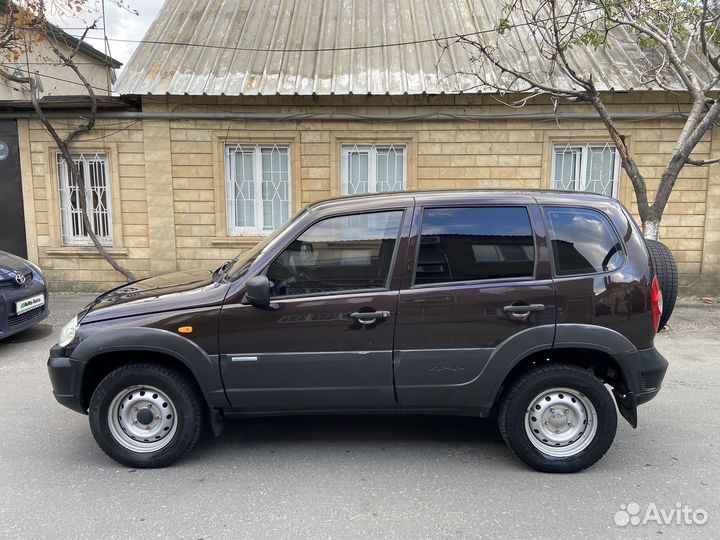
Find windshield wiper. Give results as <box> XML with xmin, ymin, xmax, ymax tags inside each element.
<box><xmin>213</xmin><ymin>260</ymin><xmax>233</xmax><ymax>282</ymax></box>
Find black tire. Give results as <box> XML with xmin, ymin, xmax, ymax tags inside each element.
<box><xmin>498</xmin><ymin>364</ymin><xmax>617</xmax><ymax>473</ymax></box>
<box><xmin>646</xmin><ymin>239</ymin><xmax>678</xmax><ymax>330</ymax></box>
<box><xmin>89</xmin><ymin>363</ymin><xmax>204</xmax><ymax>468</ymax></box>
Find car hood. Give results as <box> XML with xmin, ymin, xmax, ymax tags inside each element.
<box><xmin>0</xmin><ymin>250</ymin><xmax>31</xmax><ymax>278</ymax></box>
<box><xmin>82</xmin><ymin>268</ymin><xmax>228</xmax><ymax>323</ymax></box>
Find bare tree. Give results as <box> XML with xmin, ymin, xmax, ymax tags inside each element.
<box><xmin>1</xmin><ymin>0</ymin><xmax>134</xmax><ymax>279</ymax></box>
<box><xmin>442</xmin><ymin>0</ymin><xmax>720</xmax><ymax>240</ymax></box>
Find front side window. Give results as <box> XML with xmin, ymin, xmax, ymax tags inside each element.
<box><xmin>267</xmin><ymin>211</ymin><xmax>403</xmax><ymax>297</ymax></box>
<box><xmin>226</xmin><ymin>144</ymin><xmax>291</xmax><ymax>234</ymax></box>
<box><xmin>57</xmin><ymin>153</ymin><xmax>112</xmax><ymax>246</ymax></box>
<box><xmin>341</xmin><ymin>144</ymin><xmax>407</xmax><ymax>195</ymax></box>
<box><xmin>414</xmin><ymin>207</ymin><xmax>535</xmax><ymax>285</ymax></box>
<box><xmin>552</xmin><ymin>143</ymin><xmax>619</xmax><ymax>197</ymax></box>
<box><xmin>543</xmin><ymin>206</ymin><xmax>625</xmax><ymax>276</ymax></box>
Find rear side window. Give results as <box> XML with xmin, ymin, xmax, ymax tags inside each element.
<box><xmin>543</xmin><ymin>207</ymin><xmax>625</xmax><ymax>276</ymax></box>
<box><xmin>414</xmin><ymin>207</ymin><xmax>535</xmax><ymax>285</ymax></box>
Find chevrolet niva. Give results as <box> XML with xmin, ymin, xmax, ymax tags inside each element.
<box><xmin>48</xmin><ymin>190</ymin><xmax>674</xmax><ymax>473</ymax></box>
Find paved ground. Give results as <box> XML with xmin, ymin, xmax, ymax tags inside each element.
<box><xmin>0</xmin><ymin>294</ymin><xmax>718</xmax><ymax>539</ymax></box>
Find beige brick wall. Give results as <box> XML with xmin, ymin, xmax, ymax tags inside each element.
<box><xmin>20</xmin><ymin>118</ymin><xmax>150</xmax><ymax>291</ymax></box>
<box><xmin>20</xmin><ymin>92</ymin><xmax>720</xmax><ymax>291</ymax></box>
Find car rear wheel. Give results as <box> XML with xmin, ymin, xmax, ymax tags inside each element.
<box><xmin>498</xmin><ymin>364</ymin><xmax>617</xmax><ymax>473</ymax></box>
<box><xmin>89</xmin><ymin>363</ymin><xmax>204</xmax><ymax>468</ymax></box>
<box><xmin>646</xmin><ymin>239</ymin><xmax>678</xmax><ymax>330</ymax></box>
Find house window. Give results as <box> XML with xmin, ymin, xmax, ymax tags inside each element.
<box><xmin>57</xmin><ymin>153</ymin><xmax>113</xmax><ymax>246</ymax></box>
<box><xmin>341</xmin><ymin>144</ymin><xmax>407</xmax><ymax>195</ymax></box>
<box><xmin>226</xmin><ymin>144</ymin><xmax>291</xmax><ymax>235</ymax></box>
<box><xmin>552</xmin><ymin>143</ymin><xmax>620</xmax><ymax>197</ymax></box>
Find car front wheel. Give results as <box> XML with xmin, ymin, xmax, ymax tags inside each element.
<box><xmin>88</xmin><ymin>363</ymin><xmax>204</xmax><ymax>468</ymax></box>
<box><xmin>498</xmin><ymin>364</ymin><xmax>617</xmax><ymax>473</ymax></box>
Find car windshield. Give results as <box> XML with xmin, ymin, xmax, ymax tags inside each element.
<box><xmin>224</xmin><ymin>209</ymin><xmax>308</xmax><ymax>281</ymax></box>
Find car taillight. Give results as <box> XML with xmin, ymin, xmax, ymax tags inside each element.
<box><xmin>651</xmin><ymin>276</ymin><xmax>663</xmax><ymax>333</ymax></box>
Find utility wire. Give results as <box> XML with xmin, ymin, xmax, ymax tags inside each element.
<box><xmin>6</xmin><ymin>65</ymin><xmax>122</xmax><ymax>93</ymax></box>
<box><xmin>13</xmin><ymin>3</ymin><xmax>620</xmax><ymax>56</ymax></box>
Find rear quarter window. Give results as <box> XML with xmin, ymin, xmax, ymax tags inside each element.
<box><xmin>543</xmin><ymin>206</ymin><xmax>625</xmax><ymax>276</ymax></box>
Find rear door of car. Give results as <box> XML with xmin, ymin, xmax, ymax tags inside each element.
<box><xmin>393</xmin><ymin>195</ymin><xmax>556</xmax><ymax>409</ymax></box>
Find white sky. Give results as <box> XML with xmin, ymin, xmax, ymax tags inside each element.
<box><xmin>48</xmin><ymin>0</ymin><xmax>166</xmax><ymax>69</ymax></box>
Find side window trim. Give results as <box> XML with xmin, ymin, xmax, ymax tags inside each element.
<box><xmin>262</xmin><ymin>208</ymin><xmax>409</xmax><ymax>300</ymax></box>
<box><xmin>541</xmin><ymin>205</ymin><xmax>627</xmax><ymax>278</ymax></box>
<box><xmin>410</xmin><ymin>205</ymin><xmax>538</xmax><ymax>289</ymax></box>
<box><xmin>268</xmin><ymin>286</ymin><xmax>391</xmax><ymax>302</ymax></box>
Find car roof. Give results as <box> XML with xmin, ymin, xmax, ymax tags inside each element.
<box><xmin>306</xmin><ymin>189</ymin><xmax>619</xmax><ymax>213</ymax></box>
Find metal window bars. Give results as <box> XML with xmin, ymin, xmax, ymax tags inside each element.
<box><xmin>225</xmin><ymin>144</ymin><xmax>291</xmax><ymax>234</ymax></box>
<box><xmin>57</xmin><ymin>153</ymin><xmax>113</xmax><ymax>246</ymax></box>
<box><xmin>341</xmin><ymin>144</ymin><xmax>407</xmax><ymax>195</ymax></box>
<box><xmin>551</xmin><ymin>142</ymin><xmax>620</xmax><ymax>198</ymax></box>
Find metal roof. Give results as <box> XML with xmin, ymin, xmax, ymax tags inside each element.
<box><xmin>114</xmin><ymin>0</ymin><xmax>703</xmax><ymax>96</ymax></box>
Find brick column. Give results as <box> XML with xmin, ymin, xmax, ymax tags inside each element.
<box><xmin>701</xmin><ymin>126</ymin><xmax>720</xmax><ymax>284</ymax></box>
<box><xmin>143</xmin><ymin>119</ymin><xmax>178</xmax><ymax>275</ymax></box>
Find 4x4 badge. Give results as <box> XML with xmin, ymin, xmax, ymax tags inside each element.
<box><xmin>14</xmin><ymin>272</ymin><xmax>26</xmax><ymax>285</ymax></box>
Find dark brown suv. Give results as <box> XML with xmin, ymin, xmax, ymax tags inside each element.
<box><xmin>48</xmin><ymin>190</ymin><xmax>670</xmax><ymax>473</ymax></box>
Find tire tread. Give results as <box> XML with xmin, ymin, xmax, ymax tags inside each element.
<box><xmin>646</xmin><ymin>239</ymin><xmax>678</xmax><ymax>330</ymax></box>
<box><xmin>498</xmin><ymin>363</ymin><xmax>617</xmax><ymax>473</ymax></box>
<box><xmin>89</xmin><ymin>363</ymin><xmax>204</xmax><ymax>468</ymax></box>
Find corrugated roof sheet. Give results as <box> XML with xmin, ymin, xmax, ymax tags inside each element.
<box><xmin>114</xmin><ymin>0</ymin><xmax>706</xmax><ymax>96</ymax></box>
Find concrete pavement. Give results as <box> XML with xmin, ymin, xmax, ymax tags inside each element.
<box><xmin>0</xmin><ymin>294</ymin><xmax>718</xmax><ymax>539</ymax></box>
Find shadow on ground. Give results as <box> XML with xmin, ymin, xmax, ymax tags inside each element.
<box><xmin>190</xmin><ymin>414</ymin><xmax>505</xmax><ymax>456</ymax></box>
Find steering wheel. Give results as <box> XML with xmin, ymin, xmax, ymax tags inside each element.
<box><xmin>288</xmin><ymin>254</ymin><xmax>313</xmax><ymax>286</ymax></box>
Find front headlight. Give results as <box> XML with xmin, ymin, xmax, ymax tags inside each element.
<box><xmin>58</xmin><ymin>316</ymin><xmax>78</xmax><ymax>347</ymax></box>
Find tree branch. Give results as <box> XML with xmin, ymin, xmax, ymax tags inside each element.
<box><xmin>2</xmin><ymin>11</ymin><xmax>135</xmax><ymax>281</ymax></box>
<box><xmin>685</xmin><ymin>156</ymin><xmax>720</xmax><ymax>166</ymax></box>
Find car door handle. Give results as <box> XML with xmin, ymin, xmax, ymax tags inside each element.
<box><xmin>349</xmin><ymin>311</ymin><xmax>391</xmax><ymax>325</ymax></box>
<box><xmin>503</xmin><ymin>304</ymin><xmax>545</xmax><ymax>313</ymax></box>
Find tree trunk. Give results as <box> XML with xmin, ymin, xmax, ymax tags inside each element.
<box><xmin>67</xmin><ymin>157</ymin><xmax>136</xmax><ymax>281</ymax></box>
<box><xmin>643</xmin><ymin>219</ymin><xmax>661</xmax><ymax>241</ymax></box>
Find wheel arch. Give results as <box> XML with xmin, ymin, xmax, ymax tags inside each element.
<box><xmin>71</xmin><ymin>327</ymin><xmax>229</xmax><ymax>411</ymax></box>
<box><xmin>493</xmin><ymin>347</ymin><xmax>629</xmax><ymax>406</ymax></box>
<box><xmin>480</xmin><ymin>324</ymin><xmax>641</xmax><ymax>422</ymax></box>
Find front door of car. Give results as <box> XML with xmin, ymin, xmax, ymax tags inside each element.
<box><xmin>393</xmin><ymin>203</ymin><xmax>556</xmax><ymax>409</ymax></box>
<box><xmin>219</xmin><ymin>208</ymin><xmax>410</xmax><ymax>411</ymax></box>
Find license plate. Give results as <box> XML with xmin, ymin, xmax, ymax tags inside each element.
<box><xmin>15</xmin><ymin>294</ymin><xmax>45</xmax><ymax>315</ymax></box>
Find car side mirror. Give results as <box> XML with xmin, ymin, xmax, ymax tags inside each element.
<box><xmin>241</xmin><ymin>275</ymin><xmax>274</xmax><ymax>309</ymax></box>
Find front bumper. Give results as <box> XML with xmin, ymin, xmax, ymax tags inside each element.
<box><xmin>47</xmin><ymin>345</ymin><xmax>87</xmax><ymax>414</ymax></box>
<box><xmin>0</xmin><ymin>284</ymin><xmax>49</xmax><ymax>339</ymax></box>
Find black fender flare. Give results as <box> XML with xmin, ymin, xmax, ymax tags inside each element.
<box><xmin>554</xmin><ymin>323</ymin><xmax>642</xmax><ymax>427</ymax></box>
<box><xmin>477</xmin><ymin>324</ymin><xmax>641</xmax><ymax>420</ymax></box>
<box><xmin>473</xmin><ymin>324</ymin><xmax>555</xmax><ymax>411</ymax></box>
<box><xmin>71</xmin><ymin>327</ymin><xmax>229</xmax><ymax>408</ymax></box>
<box><xmin>553</xmin><ymin>323</ymin><xmax>641</xmax><ymax>390</ymax></box>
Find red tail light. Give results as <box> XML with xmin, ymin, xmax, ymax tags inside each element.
<box><xmin>651</xmin><ymin>276</ymin><xmax>663</xmax><ymax>333</ymax></box>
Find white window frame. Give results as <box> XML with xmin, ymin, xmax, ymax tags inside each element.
<box><xmin>341</xmin><ymin>144</ymin><xmax>407</xmax><ymax>195</ymax></box>
<box><xmin>551</xmin><ymin>143</ymin><xmax>621</xmax><ymax>198</ymax></box>
<box><xmin>57</xmin><ymin>153</ymin><xmax>113</xmax><ymax>246</ymax></box>
<box><xmin>225</xmin><ymin>143</ymin><xmax>292</xmax><ymax>235</ymax></box>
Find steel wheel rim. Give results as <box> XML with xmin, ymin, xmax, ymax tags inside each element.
<box><xmin>524</xmin><ymin>387</ymin><xmax>598</xmax><ymax>458</ymax></box>
<box><xmin>107</xmin><ymin>385</ymin><xmax>178</xmax><ymax>453</ymax></box>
